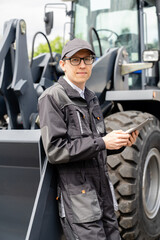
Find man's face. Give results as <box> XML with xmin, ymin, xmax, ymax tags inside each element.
<box><xmin>59</xmin><ymin>49</ymin><xmax>93</xmax><ymax>89</ymax></box>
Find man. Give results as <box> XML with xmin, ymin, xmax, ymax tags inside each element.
<box><xmin>38</xmin><ymin>38</ymin><xmax>138</xmax><ymax>240</ymax></box>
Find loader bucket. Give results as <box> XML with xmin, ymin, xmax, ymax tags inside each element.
<box><xmin>0</xmin><ymin>130</ymin><xmax>63</xmax><ymax>240</ymax></box>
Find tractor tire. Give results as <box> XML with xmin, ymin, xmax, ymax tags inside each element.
<box><xmin>104</xmin><ymin>111</ymin><xmax>160</xmax><ymax>240</ymax></box>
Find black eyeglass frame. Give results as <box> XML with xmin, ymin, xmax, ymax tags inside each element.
<box><xmin>62</xmin><ymin>55</ymin><xmax>95</xmax><ymax>66</ymax></box>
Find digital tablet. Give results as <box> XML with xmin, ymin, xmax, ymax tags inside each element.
<box><xmin>125</xmin><ymin>118</ymin><xmax>153</xmax><ymax>134</ymax></box>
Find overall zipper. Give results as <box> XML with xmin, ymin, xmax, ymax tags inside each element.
<box><xmin>89</xmin><ymin>107</ymin><xmax>100</xmax><ymax>135</ymax></box>
<box><xmin>93</xmin><ymin>117</ymin><xmax>100</xmax><ymax>134</ymax></box>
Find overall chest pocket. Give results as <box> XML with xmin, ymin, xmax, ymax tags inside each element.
<box><xmin>67</xmin><ymin>106</ymin><xmax>92</xmax><ymax>138</ymax></box>
<box><xmin>67</xmin><ymin>108</ymin><xmax>80</xmax><ymax>137</ymax></box>
<box><xmin>92</xmin><ymin>105</ymin><xmax>106</xmax><ymax>135</ymax></box>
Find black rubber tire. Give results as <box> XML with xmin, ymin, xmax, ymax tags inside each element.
<box><xmin>104</xmin><ymin>111</ymin><xmax>160</xmax><ymax>240</ymax></box>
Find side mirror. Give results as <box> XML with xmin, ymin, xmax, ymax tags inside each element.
<box><xmin>44</xmin><ymin>11</ymin><xmax>53</xmax><ymax>35</ymax></box>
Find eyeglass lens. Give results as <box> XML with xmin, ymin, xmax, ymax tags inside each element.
<box><xmin>70</xmin><ymin>57</ymin><xmax>94</xmax><ymax>65</ymax></box>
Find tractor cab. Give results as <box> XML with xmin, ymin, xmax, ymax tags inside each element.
<box><xmin>71</xmin><ymin>0</ymin><xmax>159</xmax><ymax>90</ymax></box>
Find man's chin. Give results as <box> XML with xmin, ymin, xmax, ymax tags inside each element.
<box><xmin>77</xmin><ymin>76</ymin><xmax>88</xmax><ymax>82</ymax></box>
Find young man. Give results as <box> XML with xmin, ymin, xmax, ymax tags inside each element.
<box><xmin>38</xmin><ymin>38</ymin><xmax>138</xmax><ymax>240</ymax></box>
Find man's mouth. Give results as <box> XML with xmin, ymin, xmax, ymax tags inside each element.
<box><xmin>77</xmin><ymin>72</ymin><xmax>87</xmax><ymax>75</ymax></box>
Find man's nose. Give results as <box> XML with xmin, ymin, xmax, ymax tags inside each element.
<box><xmin>79</xmin><ymin>59</ymin><xmax>86</xmax><ymax>67</ymax></box>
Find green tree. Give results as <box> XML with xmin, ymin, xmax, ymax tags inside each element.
<box><xmin>33</xmin><ymin>36</ymin><xmax>63</xmax><ymax>57</ymax></box>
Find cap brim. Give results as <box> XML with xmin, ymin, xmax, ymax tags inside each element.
<box><xmin>65</xmin><ymin>47</ymin><xmax>95</xmax><ymax>58</ymax></box>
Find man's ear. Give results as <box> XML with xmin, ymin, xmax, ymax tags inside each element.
<box><xmin>59</xmin><ymin>60</ymin><xmax>65</xmax><ymax>72</ymax></box>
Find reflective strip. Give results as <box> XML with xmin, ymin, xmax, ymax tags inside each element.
<box><xmin>108</xmin><ymin>179</ymin><xmax>118</xmax><ymax>211</ymax></box>
<box><xmin>61</xmin><ymin>192</ymin><xmax>66</xmax><ymax>218</ymax></box>
<box><xmin>76</xmin><ymin>111</ymin><xmax>84</xmax><ymax>134</ymax></box>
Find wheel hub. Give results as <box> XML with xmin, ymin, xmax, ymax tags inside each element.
<box><xmin>142</xmin><ymin>148</ymin><xmax>160</xmax><ymax>219</ymax></box>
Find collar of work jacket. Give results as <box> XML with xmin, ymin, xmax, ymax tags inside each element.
<box><xmin>58</xmin><ymin>76</ymin><xmax>96</xmax><ymax>103</ymax></box>
<box><xmin>63</xmin><ymin>76</ymin><xmax>85</xmax><ymax>99</ymax></box>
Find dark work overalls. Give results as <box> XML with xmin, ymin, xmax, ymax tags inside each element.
<box><xmin>38</xmin><ymin>77</ymin><xmax>121</xmax><ymax>240</ymax></box>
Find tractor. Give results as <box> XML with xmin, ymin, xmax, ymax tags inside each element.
<box><xmin>0</xmin><ymin>0</ymin><xmax>160</xmax><ymax>239</ymax></box>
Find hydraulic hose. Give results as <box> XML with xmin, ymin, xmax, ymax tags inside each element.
<box><xmin>30</xmin><ymin>31</ymin><xmax>54</xmax><ymax>67</ymax></box>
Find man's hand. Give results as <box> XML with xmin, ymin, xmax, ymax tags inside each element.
<box><xmin>102</xmin><ymin>130</ymin><xmax>139</xmax><ymax>150</ymax></box>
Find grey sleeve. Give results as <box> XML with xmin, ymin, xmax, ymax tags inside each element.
<box><xmin>38</xmin><ymin>94</ymin><xmax>105</xmax><ymax>164</ymax></box>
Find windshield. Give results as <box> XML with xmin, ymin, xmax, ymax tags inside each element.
<box><xmin>73</xmin><ymin>0</ymin><xmax>139</xmax><ymax>61</ymax></box>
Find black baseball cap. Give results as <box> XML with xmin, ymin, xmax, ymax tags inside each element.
<box><xmin>61</xmin><ymin>38</ymin><xmax>95</xmax><ymax>60</ymax></box>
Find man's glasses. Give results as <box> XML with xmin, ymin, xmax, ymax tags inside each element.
<box><xmin>63</xmin><ymin>56</ymin><xmax>95</xmax><ymax>66</ymax></box>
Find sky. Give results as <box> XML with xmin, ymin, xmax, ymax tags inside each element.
<box><xmin>0</xmin><ymin>0</ymin><xmax>71</xmax><ymax>53</ymax></box>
